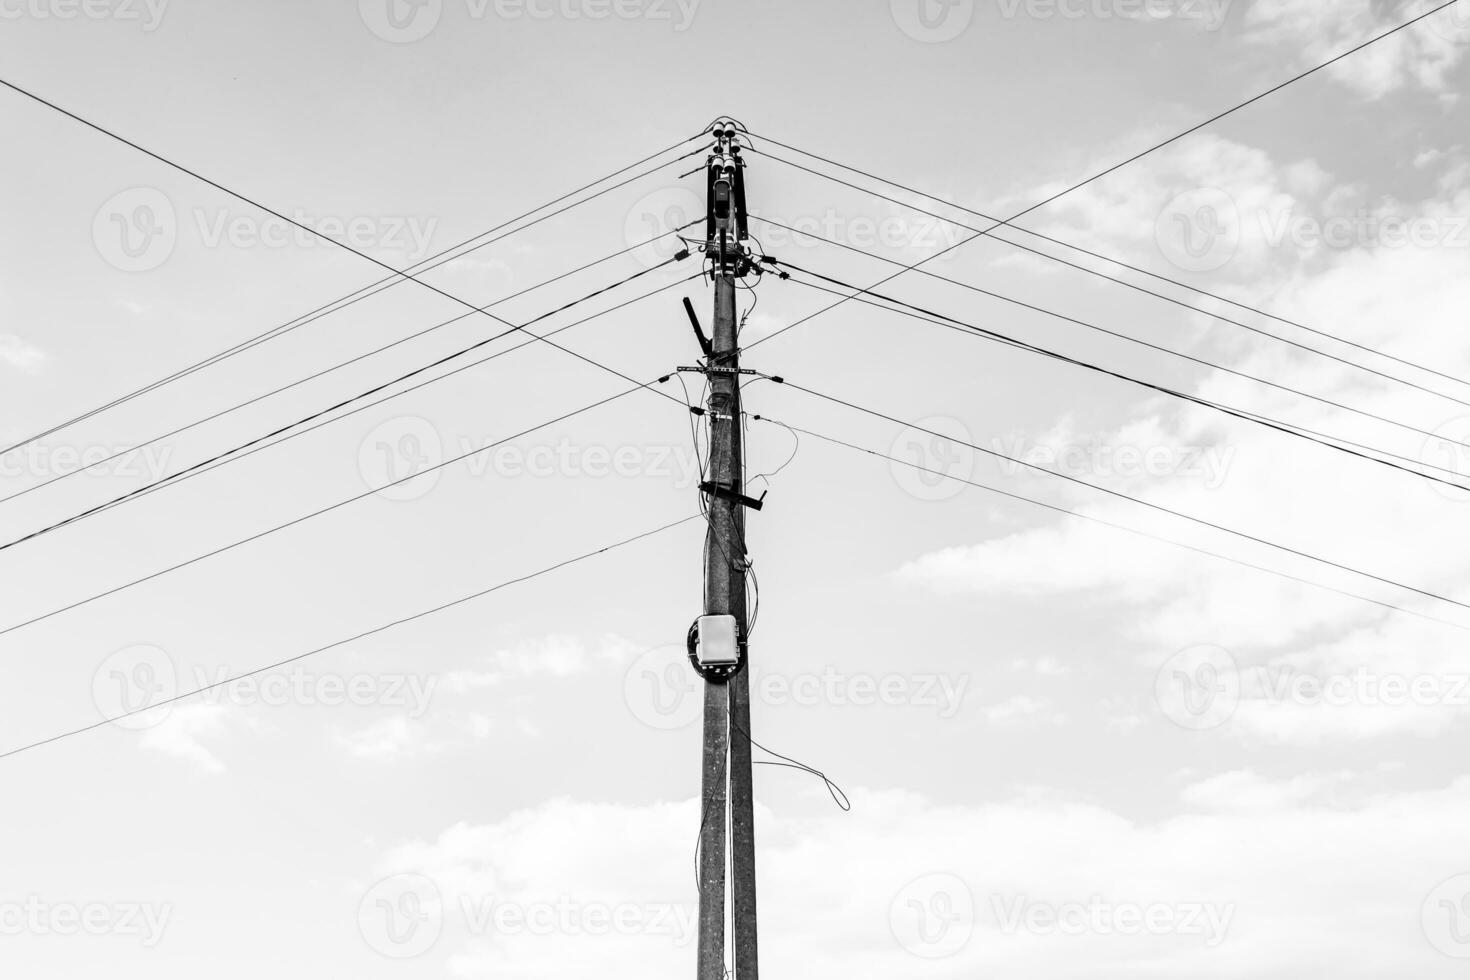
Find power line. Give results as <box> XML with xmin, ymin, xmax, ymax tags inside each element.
<box><xmin>767</xmin><ymin>263</ymin><xmax>1470</xmax><ymax>496</ymax></box>
<box><xmin>0</xmin><ymin>256</ymin><xmax>695</xmax><ymax>552</ymax></box>
<box><xmin>758</xmin><ymin>239</ymin><xmax>1468</xmax><ymax>456</ymax></box>
<box><xmin>0</xmin><ymin>129</ymin><xmax>707</xmax><ymax>459</ymax></box>
<box><xmin>745</xmin><ymin>146</ymin><xmax>1470</xmax><ymax>408</ymax></box>
<box><xmin>744</xmin><ymin>0</ymin><xmax>1461</xmax><ymax>353</ymax></box>
<box><xmin>0</xmin><ymin>221</ymin><xmax>702</xmax><ymax>508</ymax></box>
<box><xmin>774</xmin><ymin>378</ymin><xmax>1470</xmax><ymax>617</ymax></box>
<box><xmin>0</xmin><ymin>514</ymin><xmax>701</xmax><ymax>763</ymax></box>
<box><xmin>0</xmin><ymin>371</ymin><xmax>680</xmax><ymax>639</ymax></box>
<box><xmin>751</xmin><ymin>416</ymin><xmax>1470</xmax><ymax>635</ymax></box>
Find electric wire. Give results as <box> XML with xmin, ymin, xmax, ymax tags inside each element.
<box><xmin>0</xmin><ymin>367</ymin><xmax>683</xmax><ymax>638</ymax></box>
<box><xmin>770</xmin><ymin>264</ymin><xmax>1470</xmax><ymax>497</ymax></box>
<box><xmin>757</xmin><ymin>238</ymin><xmax>1470</xmax><ymax>454</ymax></box>
<box><xmin>743</xmin><ymin>0</ymin><xmax>1463</xmax><ymax>353</ymax></box>
<box><xmin>776</xmin><ymin>378</ymin><xmax>1470</xmax><ymax>617</ymax></box>
<box><xmin>746</xmin><ymin>142</ymin><xmax>1470</xmax><ymax>407</ymax></box>
<box><xmin>752</xmin><ymin>416</ymin><xmax>1470</xmax><ymax>635</ymax></box>
<box><xmin>0</xmin><ymin>514</ymin><xmax>701</xmax><ymax>763</ymax></box>
<box><xmin>0</xmin><ymin>131</ymin><xmax>708</xmax><ymax>458</ymax></box>
<box><xmin>0</xmin><ymin>220</ymin><xmax>703</xmax><ymax>507</ymax></box>
<box><xmin>0</xmin><ymin>257</ymin><xmax>695</xmax><ymax>552</ymax></box>
<box><xmin>747</xmin><ymin>129</ymin><xmax>1470</xmax><ymax>397</ymax></box>
<box><xmin>14</xmin><ymin>274</ymin><xmax>700</xmax><ymax>538</ymax></box>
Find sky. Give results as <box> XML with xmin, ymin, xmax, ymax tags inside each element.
<box><xmin>2</xmin><ymin>0</ymin><xmax>1470</xmax><ymax>976</ymax></box>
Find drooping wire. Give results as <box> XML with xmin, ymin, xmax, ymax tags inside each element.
<box><xmin>728</xmin><ymin>709</ymin><xmax>850</xmax><ymax>812</ymax></box>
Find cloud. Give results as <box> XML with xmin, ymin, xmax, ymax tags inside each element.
<box><xmin>0</xmin><ymin>335</ymin><xmax>46</xmax><ymax>373</ymax></box>
<box><xmin>137</xmin><ymin>702</ymin><xmax>238</xmax><ymax>773</ymax></box>
<box><xmin>361</xmin><ymin>778</ymin><xmax>1470</xmax><ymax>976</ymax></box>
<box><xmin>1244</xmin><ymin>0</ymin><xmax>1469</xmax><ymax>100</ymax></box>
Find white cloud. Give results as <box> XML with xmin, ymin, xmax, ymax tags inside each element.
<box><xmin>137</xmin><ymin>702</ymin><xmax>238</xmax><ymax>773</ymax></box>
<box><xmin>0</xmin><ymin>334</ymin><xmax>46</xmax><ymax>373</ymax></box>
<box><xmin>362</xmin><ymin>778</ymin><xmax>1470</xmax><ymax>977</ymax></box>
<box><xmin>1244</xmin><ymin>0</ymin><xmax>1469</xmax><ymax>100</ymax></box>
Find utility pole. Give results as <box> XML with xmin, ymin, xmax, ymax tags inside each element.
<box><xmin>691</xmin><ymin>119</ymin><xmax>759</xmax><ymax>980</ymax></box>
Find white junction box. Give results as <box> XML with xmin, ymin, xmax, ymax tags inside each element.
<box><xmin>696</xmin><ymin>615</ymin><xmax>740</xmax><ymax>668</ymax></box>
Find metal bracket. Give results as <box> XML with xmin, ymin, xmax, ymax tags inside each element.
<box><xmin>700</xmin><ymin>481</ymin><xmax>766</xmax><ymax>512</ymax></box>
